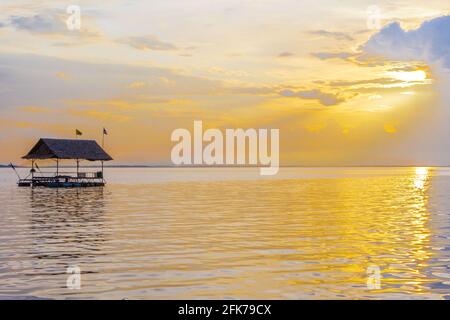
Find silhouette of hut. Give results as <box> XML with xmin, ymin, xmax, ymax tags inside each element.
<box><xmin>20</xmin><ymin>138</ymin><xmax>113</xmax><ymax>187</ymax></box>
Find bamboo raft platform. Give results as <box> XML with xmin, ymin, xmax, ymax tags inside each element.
<box><xmin>18</xmin><ymin>172</ymin><xmax>106</xmax><ymax>188</ymax></box>
<box><xmin>17</xmin><ymin>138</ymin><xmax>113</xmax><ymax>188</ymax></box>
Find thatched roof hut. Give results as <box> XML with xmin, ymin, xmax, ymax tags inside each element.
<box><xmin>22</xmin><ymin>138</ymin><xmax>113</xmax><ymax>161</ymax></box>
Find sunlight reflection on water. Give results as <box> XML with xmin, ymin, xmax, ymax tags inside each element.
<box><xmin>1</xmin><ymin>167</ymin><xmax>450</xmax><ymax>299</ymax></box>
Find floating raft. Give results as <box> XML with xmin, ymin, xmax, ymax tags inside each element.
<box><xmin>18</xmin><ymin>175</ymin><xmax>105</xmax><ymax>188</ymax></box>
<box><xmin>18</xmin><ymin>138</ymin><xmax>112</xmax><ymax>188</ymax></box>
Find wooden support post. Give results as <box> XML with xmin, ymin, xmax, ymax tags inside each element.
<box><xmin>56</xmin><ymin>159</ymin><xmax>59</xmax><ymax>176</ymax></box>
<box><xmin>31</xmin><ymin>159</ymin><xmax>35</xmax><ymax>188</ymax></box>
<box><xmin>76</xmin><ymin>159</ymin><xmax>79</xmax><ymax>178</ymax></box>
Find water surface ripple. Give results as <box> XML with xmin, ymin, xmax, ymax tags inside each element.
<box><xmin>1</xmin><ymin>167</ymin><xmax>450</xmax><ymax>299</ymax></box>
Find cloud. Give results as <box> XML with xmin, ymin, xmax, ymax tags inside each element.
<box><xmin>308</xmin><ymin>30</ymin><xmax>354</xmax><ymax>41</ymax></box>
<box><xmin>311</xmin><ymin>52</ymin><xmax>355</xmax><ymax>60</ymax></box>
<box><xmin>362</xmin><ymin>15</ymin><xmax>450</xmax><ymax>164</ymax></box>
<box><xmin>386</xmin><ymin>64</ymin><xmax>423</xmax><ymax>72</ymax></box>
<box><xmin>128</xmin><ymin>81</ymin><xmax>147</xmax><ymax>89</ymax></box>
<box><xmin>280</xmin><ymin>89</ymin><xmax>345</xmax><ymax>106</ymax></box>
<box><xmin>362</xmin><ymin>15</ymin><xmax>450</xmax><ymax>68</ymax></box>
<box><xmin>69</xmin><ymin>109</ymin><xmax>132</xmax><ymax>122</ymax></box>
<box><xmin>0</xmin><ymin>53</ymin><xmax>224</xmax><ymax>109</ymax></box>
<box><xmin>19</xmin><ymin>106</ymin><xmax>51</xmax><ymax>113</ymax></box>
<box><xmin>278</xmin><ymin>52</ymin><xmax>295</xmax><ymax>58</ymax></box>
<box><xmin>10</xmin><ymin>14</ymin><xmax>67</xmax><ymax>33</ymax></box>
<box><xmin>317</xmin><ymin>77</ymin><xmax>399</xmax><ymax>88</ymax></box>
<box><xmin>206</xmin><ymin>66</ymin><xmax>249</xmax><ymax>78</ymax></box>
<box><xmin>227</xmin><ymin>86</ymin><xmax>274</xmax><ymax>95</ymax></box>
<box><xmin>118</xmin><ymin>36</ymin><xmax>177</xmax><ymax>51</ymax></box>
<box><xmin>5</xmin><ymin>12</ymin><xmax>102</xmax><ymax>46</ymax></box>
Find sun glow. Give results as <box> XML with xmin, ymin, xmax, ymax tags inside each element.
<box><xmin>389</xmin><ymin>70</ymin><xmax>427</xmax><ymax>82</ymax></box>
<box><xmin>415</xmin><ymin>167</ymin><xmax>429</xmax><ymax>175</ymax></box>
<box><xmin>414</xmin><ymin>167</ymin><xmax>429</xmax><ymax>189</ymax></box>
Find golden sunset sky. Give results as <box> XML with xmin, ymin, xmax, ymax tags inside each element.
<box><xmin>1</xmin><ymin>0</ymin><xmax>449</xmax><ymax>165</ymax></box>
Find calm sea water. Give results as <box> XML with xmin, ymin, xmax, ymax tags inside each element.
<box><xmin>1</xmin><ymin>167</ymin><xmax>450</xmax><ymax>299</ymax></box>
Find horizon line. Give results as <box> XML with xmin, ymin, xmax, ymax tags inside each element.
<box><xmin>1</xmin><ymin>164</ymin><xmax>449</xmax><ymax>168</ymax></box>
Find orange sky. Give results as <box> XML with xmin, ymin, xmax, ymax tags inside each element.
<box><xmin>1</xmin><ymin>1</ymin><xmax>449</xmax><ymax>165</ymax></box>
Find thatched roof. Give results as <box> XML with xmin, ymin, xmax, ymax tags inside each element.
<box><xmin>22</xmin><ymin>138</ymin><xmax>113</xmax><ymax>161</ymax></box>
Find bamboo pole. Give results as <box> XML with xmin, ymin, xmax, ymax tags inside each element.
<box><xmin>31</xmin><ymin>159</ymin><xmax>35</xmax><ymax>188</ymax></box>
